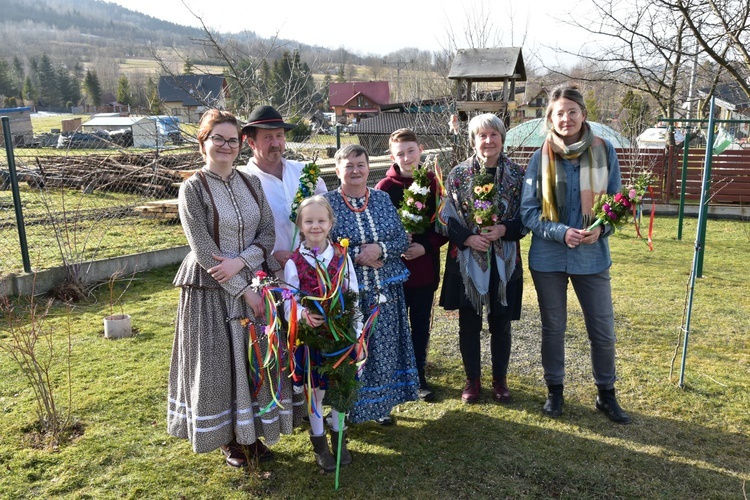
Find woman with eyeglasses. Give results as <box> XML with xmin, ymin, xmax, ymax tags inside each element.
<box><xmin>520</xmin><ymin>84</ymin><xmax>631</xmax><ymax>424</ymax></box>
<box><xmin>324</xmin><ymin>144</ymin><xmax>419</xmax><ymax>426</ymax></box>
<box><xmin>168</xmin><ymin>109</ymin><xmax>297</xmax><ymax>468</ymax></box>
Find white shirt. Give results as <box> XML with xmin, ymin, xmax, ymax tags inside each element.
<box><xmin>240</xmin><ymin>158</ymin><xmax>328</xmax><ymax>254</ymax></box>
<box><xmin>283</xmin><ymin>242</ymin><xmax>363</xmax><ymax>335</ymax></box>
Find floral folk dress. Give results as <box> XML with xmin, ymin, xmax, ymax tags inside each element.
<box><xmin>324</xmin><ymin>187</ymin><xmax>419</xmax><ymax>423</ymax></box>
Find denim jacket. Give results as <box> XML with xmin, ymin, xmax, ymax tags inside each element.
<box><xmin>520</xmin><ymin>139</ymin><xmax>621</xmax><ymax>274</ymax></box>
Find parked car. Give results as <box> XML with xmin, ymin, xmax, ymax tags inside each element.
<box><xmin>56</xmin><ymin>131</ymin><xmax>111</xmax><ymax>149</ymax></box>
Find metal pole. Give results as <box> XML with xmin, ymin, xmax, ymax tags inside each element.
<box><xmin>2</xmin><ymin>116</ymin><xmax>32</xmax><ymax>273</ymax></box>
<box><xmin>678</xmin><ymin>97</ymin><xmax>716</xmax><ymax>388</ymax></box>
<box><xmin>696</xmin><ymin>111</ymin><xmax>717</xmax><ymax>277</ymax></box>
<box><xmin>335</xmin><ymin>124</ymin><xmax>341</xmax><ymax>150</ymax></box>
<box><xmin>677</xmin><ymin>130</ymin><xmax>691</xmax><ymax>240</ymax></box>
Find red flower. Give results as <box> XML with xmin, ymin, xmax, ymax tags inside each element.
<box><xmin>255</xmin><ymin>270</ymin><xmax>268</xmax><ymax>279</ymax></box>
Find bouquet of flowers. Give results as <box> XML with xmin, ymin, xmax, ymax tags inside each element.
<box><xmin>587</xmin><ymin>172</ymin><xmax>654</xmax><ymax>231</ymax></box>
<box><xmin>289</xmin><ymin>157</ymin><xmax>320</xmax><ymax>223</ymax></box>
<box><xmin>399</xmin><ymin>166</ymin><xmax>431</xmax><ymax>234</ymax></box>
<box><xmin>472</xmin><ymin>166</ymin><xmax>498</xmax><ymax>230</ymax></box>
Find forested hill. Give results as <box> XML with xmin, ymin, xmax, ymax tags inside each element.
<box><xmin>0</xmin><ymin>0</ymin><xmax>258</xmax><ymax>62</ymax></box>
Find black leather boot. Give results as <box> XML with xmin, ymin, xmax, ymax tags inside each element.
<box><xmin>596</xmin><ymin>387</ymin><xmax>632</xmax><ymax>424</ymax></box>
<box><xmin>543</xmin><ymin>384</ymin><xmax>564</xmax><ymax>417</ymax></box>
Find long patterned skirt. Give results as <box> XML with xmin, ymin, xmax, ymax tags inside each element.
<box><xmin>167</xmin><ymin>286</ymin><xmax>303</xmax><ymax>453</ymax></box>
<box><xmin>350</xmin><ymin>282</ymin><xmax>419</xmax><ymax>423</ymax></box>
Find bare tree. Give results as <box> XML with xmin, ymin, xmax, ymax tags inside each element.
<box><xmin>657</xmin><ymin>0</ymin><xmax>750</xmax><ymax>99</ymax></box>
<box><xmin>148</xmin><ymin>1</ymin><xmax>319</xmax><ymax>120</ymax></box>
<box><xmin>554</xmin><ymin>0</ymin><xmax>691</xmax><ymax>127</ymax></box>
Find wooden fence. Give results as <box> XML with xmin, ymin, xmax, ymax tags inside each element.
<box><xmin>506</xmin><ymin>146</ymin><xmax>750</xmax><ymax>205</ymax></box>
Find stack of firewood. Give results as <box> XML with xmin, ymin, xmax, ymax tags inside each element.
<box><xmin>26</xmin><ymin>152</ymin><xmax>203</xmax><ymax>197</ymax></box>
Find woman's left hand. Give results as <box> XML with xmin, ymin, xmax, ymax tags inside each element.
<box><xmin>580</xmin><ymin>227</ymin><xmax>601</xmax><ymax>245</ymax></box>
<box><xmin>355</xmin><ymin>243</ymin><xmax>382</xmax><ymax>267</ymax></box>
<box><xmin>209</xmin><ymin>255</ymin><xmax>245</xmax><ymax>283</ymax></box>
<box><xmin>480</xmin><ymin>224</ymin><xmax>506</xmax><ymax>242</ymax></box>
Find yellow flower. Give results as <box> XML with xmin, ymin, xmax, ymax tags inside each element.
<box><xmin>483</xmin><ymin>184</ymin><xmax>493</xmax><ymax>193</ymax></box>
<box><xmin>340</xmin><ymin>238</ymin><xmax>350</xmax><ymax>248</ymax></box>
<box><xmin>474</xmin><ymin>186</ymin><xmax>483</xmax><ymax>195</ymax></box>
<box><xmin>295</xmin><ymin>338</ymin><xmax>302</xmax><ymax>346</ymax></box>
<box><xmin>240</xmin><ymin>318</ymin><xmax>250</xmax><ymax>327</ymax></box>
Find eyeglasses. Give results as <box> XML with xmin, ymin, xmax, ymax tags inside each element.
<box><xmin>208</xmin><ymin>135</ymin><xmax>241</xmax><ymax>148</ymax></box>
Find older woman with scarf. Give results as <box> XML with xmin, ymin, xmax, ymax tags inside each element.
<box><xmin>438</xmin><ymin>113</ymin><xmax>525</xmax><ymax>404</ymax></box>
<box><xmin>520</xmin><ymin>84</ymin><xmax>631</xmax><ymax>424</ymax></box>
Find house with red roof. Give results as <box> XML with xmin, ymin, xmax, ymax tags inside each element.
<box><xmin>329</xmin><ymin>81</ymin><xmax>390</xmax><ymax>124</ymax></box>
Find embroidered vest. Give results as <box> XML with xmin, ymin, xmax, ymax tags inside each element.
<box><xmin>291</xmin><ymin>245</ymin><xmax>344</xmax><ymax>296</ymax></box>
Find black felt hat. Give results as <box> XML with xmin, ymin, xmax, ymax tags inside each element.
<box><xmin>242</xmin><ymin>105</ymin><xmax>295</xmax><ymax>133</ymax></box>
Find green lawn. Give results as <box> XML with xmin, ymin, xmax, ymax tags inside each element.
<box><xmin>0</xmin><ymin>216</ymin><xmax>748</xmax><ymax>498</ymax></box>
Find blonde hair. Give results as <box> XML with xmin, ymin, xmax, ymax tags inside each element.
<box><xmin>295</xmin><ymin>195</ymin><xmax>336</xmax><ymax>240</ymax></box>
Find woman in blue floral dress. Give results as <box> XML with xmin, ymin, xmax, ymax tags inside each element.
<box><xmin>324</xmin><ymin>144</ymin><xmax>419</xmax><ymax>425</ymax></box>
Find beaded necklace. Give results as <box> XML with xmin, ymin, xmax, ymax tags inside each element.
<box><xmin>340</xmin><ymin>188</ymin><xmax>370</xmax><ymax>213</ymax></box>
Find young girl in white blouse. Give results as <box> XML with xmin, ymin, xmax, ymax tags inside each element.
<box><xmin>284</xmin><ymin>195</ymin><xmax>363</xmax><ymax>472</ymax></box>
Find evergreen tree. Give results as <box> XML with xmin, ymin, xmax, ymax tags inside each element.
<box><xmin>83</xmin><ymin>69</ymin><xmax>102</xmax><ymax>107</ymax></box>
<box><xmin>270</xmin><ymin>50</ymin><xmax>312</xmax><ymax>111</ymax></box>
<box><xmin>621</xmin><ymin>90</ymin><xmax>651</xmax><ymax>142</ymax></box>
<box><xmin>12</xmin><ymin>57</ymin><xmax>24</xmax><ymax>98</ymax></box>
<box><xmin>22</xmin><ymin>76</ymin><xmax>38</xmax><ymax>104</ymax></box>
<box><xmin>145</xmin><ymin>76</ymin><xmax>161</xmax><ymax>114</ymax></box>
<box><xmin>584</xmin><ymin>93</ymin><xmax>601</xmax><ymax>123</ymax></box>
<box><xmin>322</xmin><ymin>73</ymin><xmax>332</xmax><ymax>105</ymax></box>
<box><xmin>0</xmin><ymin>60</ymin><xmax>18</xmax><ymax>98</ymax></box>
<box><xmin>336</xmin><ymin>65</ymin><xmax>346</xmax><ymax>83</ymax></box>
<box><xmin>56</xmin><ymin>66</ymin><xmax>81</xmax><ymax>108</ymax></box>
<box><xmin>183</xmin><ymin>57</ymin><xmax>194</xmax><ymax>75</ymax></box>
<box><xmin>37</xmin><ymin>53</ymin><xmax>60</xmax><ymax>107</ymax></box>
<box><xmin>116</xmin><ymin>74</ymin><xmax>132</xmax><ymax>106</ymax></box>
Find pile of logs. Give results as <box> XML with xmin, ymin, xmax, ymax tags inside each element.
<box><xmin>20</xmin><ymin>151</ymin><xmax>203</xmax><ymax>198</ymax></box>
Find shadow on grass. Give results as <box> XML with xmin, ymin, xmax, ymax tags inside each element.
<box><xmin>264</xmin><ymin>409</ymin><xmax>747</xmax><ymax>498</ymax></box>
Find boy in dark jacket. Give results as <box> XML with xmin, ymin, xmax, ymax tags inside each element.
<box><xmin>375</xmin><ymin>129</ymin><xmax>447</xmax><ymax>401</ymax></box>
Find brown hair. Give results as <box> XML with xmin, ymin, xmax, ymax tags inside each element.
<box><xmin>389</xmin><ymin>128</ymin><xmax>419</xmax><ymax>147</ymax></box>
<box><xmin>196</xmin><ymin>109</ymin><xmax>242</xmax><ymax>157</ymax></box>
<box><xmin>334</xmin><ymin>144</ymin><xmax>369</xmax><ymax>164</ymax></box>
<box><xmin>545</xmin><ymin>84</ymin><xmax>587</xmax><ymax>126</ymax></box>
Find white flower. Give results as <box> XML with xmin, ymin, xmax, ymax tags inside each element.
<box><xmin>250</xmin><ymin>277</ymin><xmax>263</xmax><ymax>290</ymax></box>
<box><xmin>408</xmin><ymin>183</ymin><xmax>430</xmax><ymax>196</ymax></box>
<box><xmin>378</xmin><ymin>293</ymin><xmax>387</xmax><ymax>304</ymax></box>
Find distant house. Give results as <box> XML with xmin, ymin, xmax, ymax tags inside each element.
<box><xmin>698</xmin><ymin>82</ymin><xmax>750</xmax><ymax>140</ymax></box>
<box><xmin>0</xmin><ymin>106</ymin><xmax>33</xmax><ymax>147</ymax></box>
<box><xmin>514</xmin><ymin>86</ymin><xmax>548</xmax><ymax>120</ymax></box>
<box><xmin>329</xmin><ymin>82</ymin><xmax>390</xmax><ymax>124</ymax></box>
<box><xmin>158</xmin><ymin>74</ymin><xmax>228</xmax><ymax>123</ymax></box>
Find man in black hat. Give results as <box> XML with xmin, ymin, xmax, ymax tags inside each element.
<box><xmin>239</xmin><ymin>105</ymin><xmax>327</xmax><ymax>268</ymax></box>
